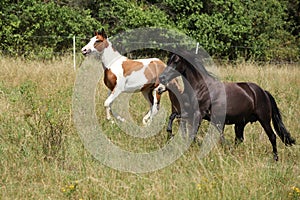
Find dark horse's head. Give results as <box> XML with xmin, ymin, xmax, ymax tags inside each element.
<box><xmin>159</xmin><ymin>54</ymin><xmax>188</xmax><ymax>85</ymax></box>
<box><xmin>159</xmin><ymin>51</ymin><xmax>212</xmax><ymax>86</ymax></box>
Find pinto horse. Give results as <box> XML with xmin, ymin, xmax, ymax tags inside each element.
<box><xmin>158</xmin><ymin>52</ymin><xmax>295</xmax><ymax>160</ymax></box>
<box><xmin>81</xmin><ymin>29</ymin><xmax>181</xmax><ymax>125</ymax></box>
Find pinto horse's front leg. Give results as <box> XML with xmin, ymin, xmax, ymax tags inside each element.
<box><xmin>104</xmin><ymin>88</ymin><xmax>123</xmax><ymax>122</ymax></box>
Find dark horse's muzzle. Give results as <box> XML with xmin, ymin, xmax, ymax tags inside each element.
<box><xmin>158</xmin><ymin>74</ymin><xmax>169</xmax><ymax>95</ymax></box>
<box><xmin>159</xmin><ymin>74</ymin><xmax>168</xmax><ymax>85</ymax></box>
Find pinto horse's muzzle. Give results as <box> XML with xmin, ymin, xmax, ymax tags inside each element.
<box><xmin>157</xmin><ymin>83</ymin><xmax>167</xmax><ymax>95</ymax></box>
<box><xmin>81</xmin><ymin>48</ymin><xmax>91</xmax><ymax>56</ymax></box>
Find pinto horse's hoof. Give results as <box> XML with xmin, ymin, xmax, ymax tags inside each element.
<box><xmin>142</xmin><ymin>116</ymin><xmax>152</xmax><ymax>126</ymax></box>
<box><xmin>116</xmin><ymin>116</ymin><xmax>126</xmax><ymax>122</ymax></box>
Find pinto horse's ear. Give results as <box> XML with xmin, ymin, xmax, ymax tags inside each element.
<box><xmin>100</xmin><ymin>28</ymin><xmax>108</xmax><ymax>39</ymax></box>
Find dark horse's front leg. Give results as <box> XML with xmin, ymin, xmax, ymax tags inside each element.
<box><xmin>234</xmin><ymin>123</ymin><xmax>246</xmax><ymax>145</ymax></box>
<box><xmin>180</xmin><ymin>111</ymin><xmax>202</xmax><ymax>141</ymax></box>
<box><xmin>166</xmin><ymin>112</ymin><xmax>180</xmax><ymax>140</ymax></box>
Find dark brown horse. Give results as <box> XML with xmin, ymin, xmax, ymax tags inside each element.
<box><xmin>158</xmin><ymin>51</ymin><xmax>295</xmax><ymax>161</ymax></box>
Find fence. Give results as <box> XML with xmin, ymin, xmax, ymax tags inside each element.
<box><xmin>1</xmin><ymin>35</ymin><xmax>298</xmax><ymax>67</ymax></box>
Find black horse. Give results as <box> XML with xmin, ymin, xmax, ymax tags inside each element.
<box><xmin>158</xmin><ymin>52</ymin><xmax>295</xmax><ymax>161</ymax></box>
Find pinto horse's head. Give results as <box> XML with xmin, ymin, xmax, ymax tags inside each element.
<box><xmin>81</xmin><ymin>28</ymin><xmax>109</xmax><ymax>56</ymax></box>
<box><xmin>159</xmin><ymin>53</ymin><xmax>187</xmax><ymax>85</ymax></box>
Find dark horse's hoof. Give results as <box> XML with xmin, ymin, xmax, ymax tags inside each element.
<box><xmin>167</xmin><ymin>131</ymin><xmax>174</xmax><ymax>141</ymax></box>
<box><xmin>274</xmin><ymin>154</ymin><xmax>279</xmax><ymax>162</ymax></box>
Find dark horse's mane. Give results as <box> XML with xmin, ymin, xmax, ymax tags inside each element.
<box><xmin>173</xmin><ymin>50</ymin><xmax>217</xmax><ymax>80</ymax></box>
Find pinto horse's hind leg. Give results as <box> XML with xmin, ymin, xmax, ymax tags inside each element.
<box><xmin>142</xmin><ymin>89</ymin><xmax>160</xmax><ymax>125</ymax></box>
<box><xmin>151</xmin><ymin>88</ymin><xmax>160</xmax><ymax>115</ymax></box>
<box><xmin>141</xmin><ymin>89</ymin><xmax>152</xmax><ymax>125</ymax></box>
<box><xmin>234</xmin><ymin>124</ymin><xmax>246</xmax><ymax>145</ymax></box>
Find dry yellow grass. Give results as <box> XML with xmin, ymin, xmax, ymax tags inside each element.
<box><xmin>0</xmin><ymin>56</ymin><xmax>299</xmax><ymax>199</ymax></box>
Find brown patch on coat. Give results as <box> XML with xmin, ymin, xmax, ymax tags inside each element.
<box><xmin>104</xmin><ymin>69</ymin><xmax>117</xmax><ymax>91</ymax></box>
<box><xmin>144</xmin><ymin>60</ymin><xmax>166</xmax><ymax>86</ymax></box>
<box><xmin>156</xmin><ymin>90</ymin><xmax>161</xmax><ymax>104</ymax></box>
<box><xmin>94</xmin><ymin>34</ymin><xmax>109</xmax><ymax>52</ymax></box>
<box><xmin>122</xmin><ymin>60</ymin><xmax>144</xmax><ymax>77</ymax></box>
<box><xmin>140</xmin><ymin>83</ymin><xmax>154</xmax><ymax>92</ymax></box>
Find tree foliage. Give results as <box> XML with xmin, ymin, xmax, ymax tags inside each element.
<box><xmin>0</xmin><ymin>0</ymin><xmax>101</xmax><ymax>58</ymax></box>
<box><xmin>159</xmin><ymin>0</ymin><xmax>299</xmax><ymax>61</ymax></box>
<box><xmin>0</xmin><ymin>0</ymin><xmax>299</xmax><ymax>61</ymax></box>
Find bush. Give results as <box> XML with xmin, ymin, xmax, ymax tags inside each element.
<box><xmin>159</xmin><ymin>0</ymin><xmax>299</xmax><ymax>61</ymax></box>
<box><xmin>94</xmin><ymin>0</ymin><xmax>174</xmax><ymax>35</ymax></box>
<box><xmin>0</xmin><ymin>0</ymin><xmax>101</xmax><ymax>59</ymax></box>
<box><xmin>0</xmin><ymin>0</ymin><xmax>299</xmax><ymax>61</ymax></box>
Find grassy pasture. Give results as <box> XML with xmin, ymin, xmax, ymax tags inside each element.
<box><xmin>0</xmin><ymin>56</ymin><xmax>299</xmax><ymax>199</ymax></box>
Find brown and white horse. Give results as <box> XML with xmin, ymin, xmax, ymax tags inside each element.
<box><xmin>81</xmin><ymin>29</ymin><xmax>167</xmax><ymax>125</ymax></box>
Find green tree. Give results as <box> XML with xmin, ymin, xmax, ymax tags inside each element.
<box><xmin>93</xmin><ymin>0</ymin><xmax>174</xmax><ymax>35</ymax></box>
<box><xmin>0</xmin><ymin>0</ymin><xmax>299</xmax><ymax>61</ymax></box>
<box><xmin>0</xmin><ymin>0</ymin><xmax>101</xmax><ymax>58</ymax></box>
<box><xmin>158</xmin><ymin>0</ymin><xmax>298</xmax><ymax>61</ymax></box>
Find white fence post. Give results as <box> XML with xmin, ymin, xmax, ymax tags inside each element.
<box><xmin>73</xmin><ymin>35</ymin><xmax>76</xmax><ymax>71</ymax></box>
<box><xmin>195</xmin><ymin>42</ymin><xmax>199</xmax><ymax>54</ymax></box>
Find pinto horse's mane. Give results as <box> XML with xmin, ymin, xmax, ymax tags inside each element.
<box><xmin>172</xmin><ymin>50</ymin><xmax>217</xmax><ymax>80</ymax></box>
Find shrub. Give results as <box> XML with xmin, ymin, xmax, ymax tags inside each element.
<box><xmin>0</xmin><ymin>0</ymin><xmax>101</xmax><ymax>59</ymax></box>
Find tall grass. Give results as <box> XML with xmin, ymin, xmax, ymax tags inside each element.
<box><xmin>0</xmin><ymin>56</ymin><xmax>299</xmax><ymax>199</ymax></box>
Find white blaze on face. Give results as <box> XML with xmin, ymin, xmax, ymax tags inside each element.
<box><xmin>81</xmin><ymin>36</ymin><xmax>97</xmax><ymax>55</ymax></box>
<box><xmin>157</xmin><ymin>83</ymin><xmax>167</xmax><ymax>93</ymax></box>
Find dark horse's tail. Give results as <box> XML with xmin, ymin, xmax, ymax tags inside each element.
<box><xmin>265</xmin><ymin>91</ymin><xmax>296</xmax><ymax>146</ymax></box>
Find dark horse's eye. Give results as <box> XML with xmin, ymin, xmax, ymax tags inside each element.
<box><xmin>174</xmin><ymin>55</ymin><xmax>181</xmax><ymax>63</ymax></box>
<box><xmin>168</xmin><ymin>54</ymin><xmax>180</xmax><ymax>66</ymax></box>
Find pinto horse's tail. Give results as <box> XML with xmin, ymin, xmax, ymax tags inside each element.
<box><xmin>265</xmin><ymin>91</ymin><xmax>296</xmax><ymax>146</ymax></box>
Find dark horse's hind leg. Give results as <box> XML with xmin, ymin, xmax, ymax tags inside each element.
<box><xmin>259</xmin><ymin>120</ymin><xmax>278</xmax><ymax>161</ymax></box>
<box><xmin>212</xmin><ymin>123</ymin><xmax>225</xmax><ymax>144</ymax></box>
<box><xmin>234</xmin><ymin>124</ymin><xmax>246</xmax><ymax>145</ymax></box>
